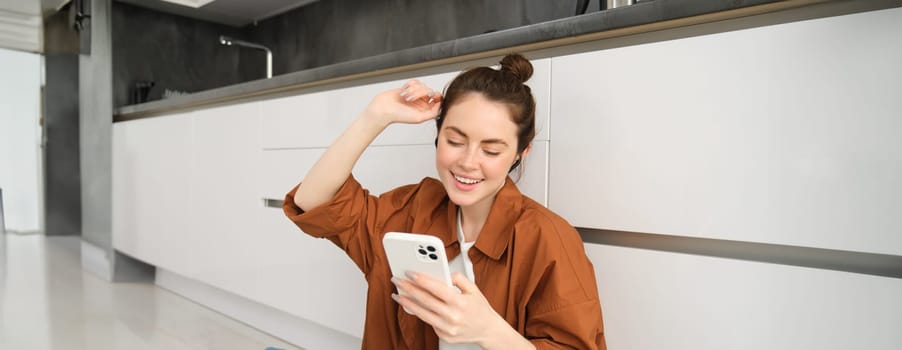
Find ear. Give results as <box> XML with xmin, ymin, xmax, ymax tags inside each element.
<box><xmin>519</xmin><ymin>144</ymin><xmax>532</xmax><ymax>159</ymax></box>
<box><xmin>508</xmin><ymin>144</ymin><xmax>531</xmax><ymax>173</ymax></box>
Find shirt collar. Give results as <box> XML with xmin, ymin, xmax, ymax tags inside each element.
<box><xmin>443</xmin><ymin>176</ymin><xmax>522</xmax><ymax>261</ymax></box>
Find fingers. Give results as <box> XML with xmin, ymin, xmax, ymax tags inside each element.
<box><xmin>392</xmin><ymin>276</ymin><xmax>454</xmax><ymax>322</ymax></box>
<box><xmin>451</xmin><ymin>272</ymin><xmax>478</xmax><ymax>294</ymax></box>
<box><xmin>407</xmin><ymin>271</ymin><xmax>460</xmax><ymax>301</ymax></box>
<box><xmin>400</xmin><ymin>80</ymin><xmax>442</xmax><ymax>107</ymax></box>
<box><xmin>365</xmin><ymin>80</ymin><xmax>441</xmax><ymax>125</ymax></box>
<box><xmin>392</xmin><ymin>293</ymin><xmax>450</xmax><ymax>332</ymax></box>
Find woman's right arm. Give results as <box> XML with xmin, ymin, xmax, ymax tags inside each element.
<box><xmin>293</xmin><ymin>80</ymin><xmax>442</xmax><ymax>212</ymax></box>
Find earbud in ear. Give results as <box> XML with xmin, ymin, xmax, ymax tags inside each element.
<box><xmin>508</xmin><ymin>156</ymin><xmax>521</xmax><ymax>173</ymax></box>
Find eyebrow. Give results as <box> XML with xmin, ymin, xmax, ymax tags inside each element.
<box><xmin>444</xmin><ymin>126</ymin><xmax>509</xmax><ymax>146</ymax></box>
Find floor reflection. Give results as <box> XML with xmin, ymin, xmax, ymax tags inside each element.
<box><xmin>0</xmin><ymin>234</ymin><xmax>301</xmax><ymax>350</ymax></box>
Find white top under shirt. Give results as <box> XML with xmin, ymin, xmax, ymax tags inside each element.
<box><xmin>439</xmin><ymin>209</ymin><xmax>480</xmax><ymax>350</ymax></box>
<box><xmin>450</xmin><ymin>208</ymin><xmax>477</xmax><ymax>281</ymax></box>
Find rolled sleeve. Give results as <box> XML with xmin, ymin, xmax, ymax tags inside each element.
<box><xmin>283</xmin><ymin>175</ymin><xmax>367</xmax><ymax>237</ymax></box>
<box><xmin>527</xmin><ymin>299</ymin><xmax>606</xmax><ymax>350</ymax></box>
<box><xmin>282</xmin><ymin>175</ymin><xmax>425</xmax><ymax>276</ymax></box>
<box><xmin>283</xmin><ymin>175</ymin><xmax>378</xmax><ymax>273</ymax></box>
<box><xmin>523</xmin><ymin>223</ymin><xmax>606</xmax><ymax>350</ymax></box>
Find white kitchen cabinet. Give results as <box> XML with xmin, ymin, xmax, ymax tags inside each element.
<box><xmin>183</xmin><ymin>102</ymin><xmax>263</xmax><ymax>296</ymax></box>
<box><xmin>514</xmin><ymin>140</ymin><xmax>548</xmax><ymax>206</ymax></box>
<box><xmin>112</xmin><ymin>113</ymin><xmax>194</xmax><ymax>268</ymax></box>
<box><xmin>548</xmin><ymin>7</ymin><xmax>902</xmax><ymax>255</ymax></box>
<box><xmin>258</xmin><ymin>58</ymin><xmax>551</xmax><ymax>150</ymax></box>
<box><xmin>258</xmin><ymin>144</ymin><xmax>436</xmax><ymax>201</ymax></box>
<box><xmin>587</xmin><ymin>243</ymin><xmax>902</xmax><ymax>350</ymax></box>
<box><xmin>253</xmin><ymin>201</ymin><xmax>368</xmax><ymax>339</ymax></box>
<box><xmin>112</xmin><ymin>9</ymin><xmax>902</xmax><ymax>350</ymax></box>
<box><xmin>251</xmin><ymin>139</ymin><xmax>549</xmax><ymax>337</ymax></box>
<box><xmin>260</xmin><ymin>140</ymin><xmax>548</xmax><ymax>207</ymax></box>
<box><xmin>254</xmin><ymin>144</ymin><xmax>435</xmax><ymax>338</ymax></box>
<box><xmin>258</xmin><ymin>74</ymin><xmax>450</xmax><ymax>150</ymax></box>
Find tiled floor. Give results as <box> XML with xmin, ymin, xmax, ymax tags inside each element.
<box><xmin>0</xmin><ymin>233</ymin><xmax>302</xmax><ymax>350</ymax></box>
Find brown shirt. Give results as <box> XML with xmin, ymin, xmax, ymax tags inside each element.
<box><xmin>283</xmin><ymin>175</ymin><xmax>606</xmax><ymax>349</ymax></box>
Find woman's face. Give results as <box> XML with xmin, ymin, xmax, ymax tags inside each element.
<box><xmin>436</xmin><ymin>93</ymin><xmax>520</xmax><ymax>214</ymax></box>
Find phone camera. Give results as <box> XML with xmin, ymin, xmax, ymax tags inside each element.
<box><xmin>426</xmin><ymin>246</ymin><xmax>436</xmax><ymax>252</ymax></box>
<box><xmin>418</xmin><ymin>249</ymin><xmax>427</xmax><ymax>255</ymax></box>
<box><xmin>429</xmin><ymin>253</ymin><xmax>438</xmax><ymax>260</ymax></box>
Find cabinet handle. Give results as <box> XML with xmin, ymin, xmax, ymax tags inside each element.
<box><xmin>578</xmin><ymin>227</ymin><xmax>902</xmax><ymax>279</ymax></box>
<box><xmin>263</xmin><ymin>198</ymin><xmax>283</xmax><ymax>208</ymax></box>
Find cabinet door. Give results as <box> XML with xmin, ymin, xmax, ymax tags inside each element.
<box><xmin>530</xmin><ymin>58</ymin><xmax>551</xmax><ymax>141</ymax></box>
<box><xmin>587</xmin><ymin>243</ymin><xmax>902</xmax><ymax>350</ymax></box>
<box><xmin>549</xmin><ymin>8</ymin><xmax>902</xmax><ymax>255</ymax></box>
<box><xmin>185</xmin><ymin>101</ymin><xmax>263</xmax><ymax>296</ymax></box>
<box><xmin>515</xmin><ymin>140</ymin><xmax>548</xmax><ymax>206</ymax></box>
<box><xmin>112</xmin><ymin>113</ymin><xmax>194</xmax><ymax>267</ymax></box>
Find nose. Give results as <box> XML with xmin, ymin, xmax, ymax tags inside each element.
<box><xmin>457</xmin><ymin>146</ymin><xmax>479</xmax><ymax>170</ymax></box>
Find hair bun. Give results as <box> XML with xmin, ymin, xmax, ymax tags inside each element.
<box><xmin>499</xmin><ymin>53</ymin><xmax>533</xmax><ymax>83</ymax></box>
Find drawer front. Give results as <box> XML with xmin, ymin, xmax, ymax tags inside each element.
<box><xmin>260</xmin><ymin>58</ymin><xmax>551</xmax><ymax>150</ymax></box>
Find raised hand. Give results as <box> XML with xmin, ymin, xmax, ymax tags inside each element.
<box><xmin>294</xmin><ymin>80</ymin><xmax>443</xmax><ymax>212</ymax></box>
<box><xmin>364</xmin><ymin>79</ymin><xmax>443</xmax><ymax>125</ymax></box>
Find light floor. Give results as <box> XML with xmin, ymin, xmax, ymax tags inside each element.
<box><xmin>0</xmin><ymin>233</ymin><xmax>302</xmax><ymax>350</ymax></box>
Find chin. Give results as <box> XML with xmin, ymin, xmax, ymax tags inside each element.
<box><xmin>441</xmin><ymin>181</ymin><xmax>468</xmax><ymax>205</ymax></box>
<box><xmin>446</xmin><ymin>191</ymin><xmax>477</xmax><ymax>208</ymax></box>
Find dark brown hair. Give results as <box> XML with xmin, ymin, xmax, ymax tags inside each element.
<box><xmin>436</xmin><ymin>53</ymin><xmax>536</xmax><ymax>172</ymax></box>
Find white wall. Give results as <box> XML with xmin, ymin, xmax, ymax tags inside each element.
<box><xmin>0</xmin><ymin>48</ymin><xmax>42</xmax><ymax>233</ymax></box>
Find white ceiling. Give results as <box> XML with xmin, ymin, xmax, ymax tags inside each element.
<box><xmin>117</xmin><ymin>0</ymin><xmax>320</xmax><ymax>27</ymax></box>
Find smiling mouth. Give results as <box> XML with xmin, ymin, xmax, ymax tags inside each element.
<box><xmin>452</xmin><ymin>172</ymin><xmax>484</xmax><ymax>185</ymax></box>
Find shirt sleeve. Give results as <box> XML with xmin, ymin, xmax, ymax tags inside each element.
<box><xmin>527</xmin><ymin>299</ymin><xmax>606</xmax><ymax>350</ymax></box>
<box><xmin>524</xmin><ymin>221</ymin><xmax>607</xmax><ymax>349</ymax></box>
<box><xmin>282</xmin><ymin>175</ymin><xmax>418</xmax><ymax>276</ymax></box>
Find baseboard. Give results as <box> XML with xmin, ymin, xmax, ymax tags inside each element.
<box><xmin>80</xmin><ymin>239</ymin><xmax>112</xmax><ymax>281</ymax></box>
<box><xmin>112</xmin><ymin>249</ymin><xmax>155</xmax><ymax>283</ymax></box>
<box><xmin>156</xmin><ymin>269</ymin><xmax>362</xmax><ymax>350</ymax></box>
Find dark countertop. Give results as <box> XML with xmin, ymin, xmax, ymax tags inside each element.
<box><xmin>115</xmin><ymin>0</ymin><xmax>792</xmax><ymax>121</ymax></box>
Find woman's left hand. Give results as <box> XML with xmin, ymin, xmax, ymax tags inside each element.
<box><xmin>392</xmin><ymin>271</ymin><xmax>506</xmax><ymax>346</ymax></box>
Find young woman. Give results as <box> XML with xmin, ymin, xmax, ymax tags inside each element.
<box><xmin>283</xmin><ymin>54</ymin><xmax>606</xmax><ymax>350</ymax></box>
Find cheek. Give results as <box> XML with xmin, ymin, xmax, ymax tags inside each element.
<box><xmin>435</xmin><ymin>146</ymin><xmax>454</xmax><ymax>169</ymax></box>
<box><xmin>487</xmin><ymin>157</ymin><xmax>514</xmax><ymax>176</ymax></box>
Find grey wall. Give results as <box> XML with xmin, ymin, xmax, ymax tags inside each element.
<box><xmin>80</xmin><ymin>0</ymin><xmax>113</xmax><ymax>249</ymax></box>
<box><xmin>111</xmin><ymin>0</ymin><xmax>599</xmax><ymax>107</ymax></box>
<box><xmin>111</xmin><ymin>2</ymin><xmax>249</xmax><ymax>107</ymax></box>
<box><xmin>244</xmin><ymin>0</ymin><xmax>587</xmax><ymax>77</ymax></box>
<box><xmin>44</xmin><ymin>54</ymin><xmax>82</xmax><ymax>236</ymax></box>
<box><xmin>44</xmin><ymin>7</ymin><xmax>82</xmax><ymax>237</ymax></box>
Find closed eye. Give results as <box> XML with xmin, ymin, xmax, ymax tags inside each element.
<box><xmin>446</xmin><ymin>139</ymin><xmax>463</xmax><ymax>147</ymax></box>
<box><xmin>483</xmin><ymin>150</ymin><xmax>501</xmax><ymax>156</ymax></box>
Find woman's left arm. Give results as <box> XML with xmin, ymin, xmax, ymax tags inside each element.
<box><xmin>391</xmin><ymin>272</ymin><xmax>536</xmax><ymax>350</ymax></box>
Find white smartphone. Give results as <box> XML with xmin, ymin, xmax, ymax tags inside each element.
<box><xmin>382</xmin><ymin>232</ymin><xmax>453</xmax><ymax>313</ymax></box>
